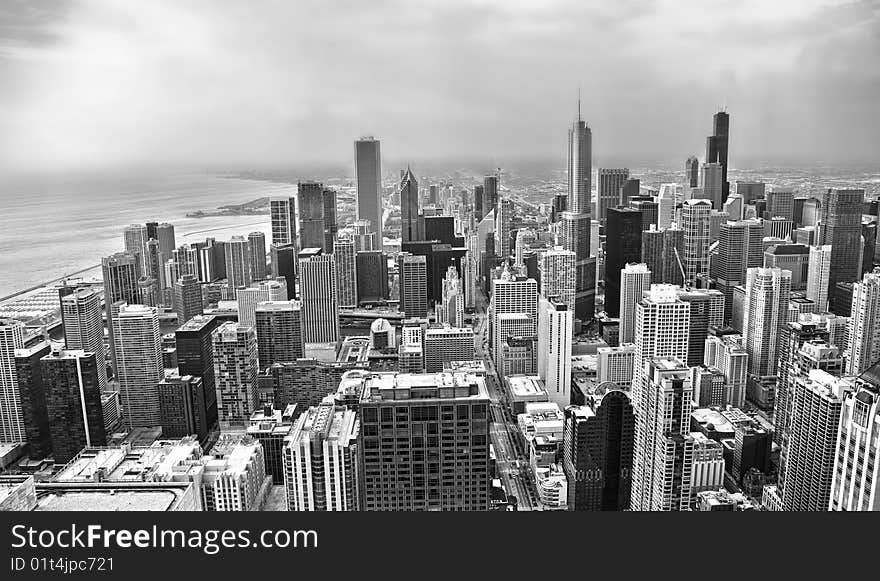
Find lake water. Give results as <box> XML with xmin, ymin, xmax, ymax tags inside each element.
<box><xmin>0</xmin><ymin>172</ymin><xmax>295</xmax><ymax>298</ymax></box>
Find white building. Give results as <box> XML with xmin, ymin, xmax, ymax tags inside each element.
<box><xmin>235</xmin><ymin>278</ymin><xmax>287</xmax><ymax>327</ymax></box>
<box><xmin>537</xmin><ymin>297</ymin><xmax>573</xmax><ymax>409</ymax></box>
<box><xmin>847</xmin><ymin>269</ymin><xmax>880</xmax><ymax>376</ymax></box>
<box><xmin>596</xmin><ymin>344</ymin><xmax>636</xmax><ymax>387</ymax></box>
<box><xmin>744</xmin><ymin>267</ymin><xmax>792</xmax><ymax>376</ymax></box>
<box><xmin>806</xmin><ymin>245</ymin><xmax>832</xmax><ymax>312</ymax></box>
<box><xmin>212</xmin><ymin>322</ymin><xmax>259</xmax><ymax>428</ymax></box>
<box><xmin>298</xmin><ymin>250</ymin><xmax>340</xmax><ymax>343</ymax></box>
<box><xmin>829</xmin><ymin>375</ymin><xmax>880</xmax><ymax>511</ymax></box>
<box><xmin>0</xmin><ymin>319</ymin><xmax>25</xmax><ymax>443</ymax></box>
<box><xmin>113</xmin><ymin>304</ymin><xmax>162</xmax><ymax>429</ymax></box>
<box><xmin>619</xmin><ymin>263</ymin><xmax>652</xmax><ymax>344</ymax></box>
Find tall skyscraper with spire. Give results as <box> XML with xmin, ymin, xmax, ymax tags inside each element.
<box><xmin>562</xmin><ymin>99</ymin><xmax>594</xmax><ymax>320</ymax></box>
<box><xmin>355</xmin><ymin>137</ymin><xmax>383</xmax><ymax>249</ymax></box>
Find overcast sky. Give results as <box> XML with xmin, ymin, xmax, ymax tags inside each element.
<box><xmin>1</xmin><ymin>0</ymin><xmax>878</xmax><ymax>175</ymax></box>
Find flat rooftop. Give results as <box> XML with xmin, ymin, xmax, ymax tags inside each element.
<box><xmin>505</xmin><ymin>375</ymin><xmax>547</xmax><ymax>398</ymax></box>
<box><xmin>35</xmin><ymin>483</ymin><xmax>191</xmax><ymax>511</ymax></box>
<box><xmin>361</xmin><ymin>372</ymin><xmax>489</xmax><ymax>402</ymax></box>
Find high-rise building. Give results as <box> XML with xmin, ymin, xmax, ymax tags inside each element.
<box><xmin>356</xmin><ymin>371</ymin><xmax>491</xmax><ymax>511</ymax></box>
<box><xmin>641</xmin><ymin>225</ymin><xmax>685</xmax><ymax>286</ymax></box>
<box><xmin>604</xmin><ymin>207</ymin><xmax>643</xmax><ymax>317</ymax></box>
<box><xmin>212</xmin><ymin>322</ymin><xmax>259</xmax><ymax>428</ymax></box>
<box><xmin>744</xmin><ymin>268</ymin><xmax>792</xmax><ymax>376</ymax></box>
<box><xmin>491</xmin><ymin>268</ymin><xmax>538</xmax><ymax>374</ymax></box>
<box><xmin>255</xmin><ymin>301</ymin><xmax>304</xmax><ymax>371</ymax></box>
<box><xmin>355</xmin><ymin>137</ymin><xmax>383</xmax><ymax>248</ymax></box>
<box><xmin>270</xmin><ymin>197</ymin><xmax>297</xmax><ymax>246</ymax></box>
<box><xmin>298</xmin><ymin>249</ymin><xmax>339</xmax><ymax>343</ymax></box>
<box><xmin>156</xmin><ymin>222</ymin><xmax>176</xmax><ymax>259</ymax></box>
<box><xmin>423</xmin><ymin>327</ymin><xmax>475</xmax><ymax>373</ymax></box>
<box><xmin>677</xmin><ymin>288</ymin><xmax>725</xmax><ymax>368</ymax></box>
<box><xmin>102</xmin><ymin>252</ymin><xmax>139</xmax><ymax>376</ymax></box>
<box><xmin>400</xmin><ymin>167</ymin><xmax>420</xmax><ymax>243</ymax></box>
<box><xmin>538</xmin><ymin>247</ymin><xmax>576</xmax><ymax>312</ymax></box>
<box><xmin>175</xmin><ymin>314</ymin><xmax>222</xmax><ymax>431</ymax></box>
<box><xmin>596</xmin><ymin>344</ymin><xmax>636</xmax><ymax>386</ymax></box>
<box><xmin>685</xmin><ymin>156</ymin><xmax>699</xmax><ymax>188</ymax></box>
<box><xmin>705</xmin><ymin>111</ymin><xmax>730</xmax><ymax>203</ymax></box>
<box><xmin>157</xmin><ymin>373</ymin><xmax>207</xmax><ymax>443</ymax></box>
<box><xmin>235</xmin><ymin>278</ymin><xmax>287</xmax><ymax>327</ymax></box>
<box><xmin>703</xmin><ymin>334</ymin><xmax>749</xmax><ymax>408</ymax></box>
<box><xmin>61</xmin><ymin>288</ymin><xmax>107</xmax><ymax>389</ymax></box>
<box><xmin>334</xmin><ymin>237</ymin><xmax>358</xmax><ymax>308</ymax></box>
<box><xmin>298</xmin><ymin>181</ymin><xmax>330</xmax><ymax>252</ymax></box>
<box><xmin>847</xmin><ymin>269</ymin><xmax>880</xmax><ymax>376</ymax></box>
<box><xmin>537</xmin><ymin>297</ymin><xmax>573</xmax><ymax>409</ymax></box>
<box><xmin>0</xmin><ymin>319</ymin><xmax>25</xmax><ymax>443</ymax></box>
<box><xmin>495</xmin><ymin>198</ymin><xmax>514</xmax><ymax>262</ymax></box>
<box><xmin>356</xmin><ymin>251</ymin><xmax>389</xmax><ymax>303</ymax></box>
<box><xmin>619</xmin><ymin>264</ymin><xmax>652</xmax><ymax>344</ymax></box>
<box><xmin>123</xmin><ymin>223</ymin><xmax>150</xmax><ymax>275</ymax></box>
<box><xmin>40</xmin><ymin>348</ymin><xmax>107</xmax><ymax>463</ymax></box>
<box><xmin>821</xmin><ymin>188</ymin><xmax>865</xmax><ymax>300</ymax></box>
<box><xmin>806</xmin><ymin>245</ymin><xmax>833</xmax><ymax>312</ymax></box>
<box><xmin>284</xmin><ymin>397</ymin><xmax>360</xmax><ymax>511</ymax></box>
<box><xmin>225</xmin><ymin>235</ymin><xmax>253</xmax><ymax>294</ymax></box>
<box><xmin>13</xmin><ymin>341</ymin><xmax>52</xmax><ymax>458</ymax></box>
<box><xmin>247</xmin><ymin>232</ymin><xmax>267</xmax><ymax>281</ymax></box>
<box><xmin>438</xmin><ymin>266</ymin><xmax>465</xmax><ymax>328</ymax></box>
<box><xmin>778</xmin><ymin>369</ymin><xmax>848</xmax><ymax>511</ymax></box>
<box><xmin>766</xmin><ymin>187</ymin><xmax>795</xmax><ymax>221</ymax></box>
<box><xmin>712</xmin><ymin>219</ymin><xmax>764</xmax><ymax>322</ymax></box>
<box><xmin>597</xmin><ymin>168</ymin><xmax>629</xmax><ymax>224</ymax></box>
<box><xmin>681</xmin><ymin>199</ymin><xmax>713</xmax><ymax>287</ymax></box>
<box><xmin>322</xmin><ymin>188</ymin><xmax>338</xmax><ymax>252</ymax></box>
<box><xmin>563</xmin><ymin>391</ymin><xmax>635</xmax><ymax>511</ymax></box>
<box><xmin>829</xmin><ymin>370</ymin><xmax>880</xmax><ymax>511</ymax></box>
<box><xmin>564</xmin><ymin>105</ymin><xmax>594</xmax><ymax>321</ymax></box>
<box><xmin>174</xmin><ymin>274</ymin><xmax>203</xmax><ymax>326</ymax></box>
<box><xmin>399</xmin><ymin>253</ymin><xmax>428</xmax><ymax>319</ymax></box>
<box><xmin>352</xmin><ymin>219</ymin><xmax>376</xmax><ymax>252</ymax></box>
<box><xmin>514</xmin><ymin>228</ymin><xmax>537</xmax><ymax>270</ymax></box>
<box><xmin>113</xmin><ymin>304</ymin><xmax>162</xmax><ymax>429</ymax></box>
<box><xmin>701</xmin><ymin>162</ymin><xmax>723</xmax><ymax>210</ymax></box>
<box><xmin>483</xmin><ymin>175</ymin><xmax>499</xmax><ymax>219</ymax></box>
<box><xmin>631</xmin><ymin>357</ymin><xmax>696</xmax><ymax>511</ymax></box>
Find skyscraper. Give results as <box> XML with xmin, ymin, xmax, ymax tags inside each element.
<box><xmin>212</xmin><ymin>322</ymin><xmax>259</xmax><ymax>427</ymax></box>
<box><xmin>356</xmin><ymin>371</ymin><xmax>491</xmax><ymax>511</ymax></box>
<box><xmin>61</xmin><ymin>288</ymin><xmax>107</xmax><ymax>389</ymax></box>
<box><xmin>225</xmin><ymin>235</ymin><xmax>253</xmax><ymax>293</ymax></box>
<box><xmin>641</xmin><ymin>225</ymin><xmax>684</xmax><ymax>286</ymax></box>
<box><xmin>285</xmin><ymin>397</ymin><xmax>360</xmax><ymax>511</ymax></box>
<box><xmin>597</xmin><ymin>168</ymin><xmax>629</xmax><ymax>224</ymax></box>
<box><xmin>102</xmin><ymin>252</ymin><xmax>139</xmax><ymax>376</ymax></box>
<box><xmin>255</xmin><ymin>301</ymin><xmax>304</xmax><ymax>370</ymax></box>
<box><xmin>270</xmin><ymin>243</ymin><xmax>298</xmax><ymax>300</ymax></box>
<box><xmin>13</xmin><ymin>341</ymin><xmax>52</xmax><ymax>458</ymax></box>
<box><xmin>298</xmin><ymin>249</ymin><xmax>339</xmax><ymax>343</ymax></box>
<box><xmin>123</xmin><ymin>223</ymin><xmax>150</xmax><ymax>275</ymax></box>
<box><xmin>270</xmin><ymin>196</ymin><xmax>297</xmax><ymax>246</ymax></box>
<box><xmin>565</xmin><ymin>103</ymin><xmax>594</xmax><ymax>321</ymax></box>
<box><xmin>604</xmin><ymin>207</ymin><xmax>643</xmax><ymax>317</ymax></box>
<box><xmin>175</xmin><ymin>314</ymin><xmax>222</xmax><ymax>430</ymax></box>
<box><xmin>491</xmin><ymin>268</ymin><xmax>538</xmax><ymax>374</ymax></box>
<box><xmin>483</xmin><ymin>175</ymin><xmax>499</xmax><ymax>218</ymax></box>
<box><xmin>156</xmin><ymin>222</ymin><xmax>176</xmax><ymax>260</ymax></box>
<box><xmin>677</xmin><ymin>288</ymin><xmax>725</xmax><ymax>367</ymax></box>
<box><xmin>631</xmin><ymin>357</ymin><xmax>696</xmax><ymax>511</ymax></box>
<box><xmin>744</xmin><ymin>267</ymin><xmax>792</xmax><ymax>376</ymax></box>
<box><xmin>399</xmin><ymin>253</ymin><xmax>428</xmax><ymax>319</ymax></box>
<box><xmin>400</xmin><ymin>167</ymin><xmax>420</xmax><ymax>243</ymax></box>
<box><xmin>298</xmin><ymin>181</ymin><xmax>330</xmax><ymax>252</ymax></box>
<box><xmin>40</xmin><ymin>348</ymin><xmax>107</xmax><ymax>464</ymax></box>
<box><xmin>847</xmin><ymin>269</ymin><xmax>880</xmax><ymax>376</ymax></box>
<box><xmin>113</xmin><ymin>304</ymin><xmax>162</xmax><ymax>429</ymax></box>
<box><xmin>438</xmin><ymin>266</ymin><xmax>465</xmax><ymax>328</ymax></box>
<box><xmin>235</xmin><ymin>278</ymin><xmax>287</xmax><ymax>327</ymax></box>
<box><xmin>538</xmin><ymin>296</ymin><xmax>573</xmax><ymax>409</ymax></box>
<box><xmin>247</xmin><ymin>231</ymin><xmax>267</xmax><ymax>281</ymax></box>
<box><xmin>355</xmin><ymin>137</ymin><xmax>383</xmax><ymax>248</ymax></box>
<box><xmin>712</xmin><ymin>219</ymin><xmax>764</xmax><ymax>322</ymax></box>
<box><xmin>538</xmin><ymin>247</ymin><xmax>576</xmax><ymax>312</ymax></box>
<box><xmin>495</xmin><ymin>198</ymin><xmax>513</xmax><ymax>262</ymax></box>
<box><xmin>0</xmin><ymin>319</ymin><xmax>25</xmax><ymax>443</ymax></box>
<box><xmin>423</xmin><ymin>327</ymin><xmax>475</xmax><ymax>373</ymax></box>
<box><xmin>563</xmin><ymin>391</ymin><xmax>635</xmax><ymax>511</ymax></box>
<box><xmin>806</xmin><ymin>245</ymin><xmax>833</xmax><ymax>312</ymax></box>
<box><xmin>619</xmin><ymin>264</ymin><xmax>652</xmax><ymax>344</ymax></box>
<box><xmin>701</xmin><ymin>162</ymin><xmax>723</xmax><ymax>210</ymax></box>
<box><xmin>829</xmin><ymin>371</ymin><xmax>880</xmax><ymax>511</ymax></box>
<box><xmin>821</xmin><ymin>188</ymin><xmax>865</xmax><ymax>300</ymax></box>
<box><xmin>685</xmin><ymin>156</ymin><xmax>699</xmax><ymax>188</ymax></box>
<box><xmin>681</xmin><ymin>199</ymin><xmax>713</xmax><ymax>287</ymax></box>
<box><xmin>356</xmin><ymin>250</ymin><xmax>389</xmax><ymax>303</ymax></box>
<box><xmin>705</xmin><ymin>110</ymin><xmax>730</xmax><ymax>203</ymax></box>
<box><xmin>334</xmin><ymin>237</ymin><xmax>358</xmax><ymax>309</ymax></box>
<box><xmin>703</xmin><ymin>334</ymin><xmax>749</xmax><ymax>408</ymax></box>
<box><xmin>174</xmin><ymin>274</ymin><xmax>203</xmax><ymax>326</ymax></box>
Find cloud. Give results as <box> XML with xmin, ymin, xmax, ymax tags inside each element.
<box><xmin>0</xmin><ymin>0</ymin><xmax>878</xmax><ymax>175</ymax></box>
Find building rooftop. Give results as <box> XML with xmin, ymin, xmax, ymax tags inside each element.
<box><xmin>360</xmin><ymin>372</ymin><xmax>489</xmax><ymax>403</ymax></box>
<box><xmin>34</xmin><ymin>482</ymin><xmax>193</xmax><ymax>511</ymax></box>
<box><xmin>505</xmin><ymin>375</ymin><xmax>547</xmax><ymax>399</ymax></box>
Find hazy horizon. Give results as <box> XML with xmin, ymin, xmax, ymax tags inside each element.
<box><xmin>2</xmin><ymin>1</ymin><xmax>879</xmax><ymax>176</ymax></box>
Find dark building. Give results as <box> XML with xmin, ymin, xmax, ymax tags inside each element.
<box><xmin>774</xmin><ymin>321</ymin><xmax>829</xmax><ymax>447</ymax></box>
<box><xmin>270</xmin><ymin>243</ymin><xmax>298</xmax><ymax>300</ymax></box>
<box><xmin>298</xmin><ymin>181</ymin><xmax>331</xmax><ymax>252</ymax></box>
<box><xmin>173</xmin><ymin>274</ymin><xmax>203</xmax><ymax>325</ymax></box>
<box><xmin>862</xmin><ymin>221</ymin><xmax>877</xmax><ymax>275</ymax></box>
<box><xmin>14</xmin><ymin>342</ymin><xmax>52</xmax><ymax>459</ymax></box>
<box><xmin>146</xmin><ymin>221</ymin><xmax>159</xmax><ymax>240</ymax></box>
<box><xmin>357</xmin><ymin>372</ymin><xmax>491</xmax><ymax>511</ymax></box>
<box><xmin>732</xmin><ymin>424</ymin><xmax>773</xmax><ymax>482</ymax></box>
<box><xmin>551</xmin><ymin>193</ymin><xmax>568</xmax><ymax>223</ymax></box>
<box><xmin>400</xmin><ymin>167</ymin><xmax>420</xmax><ymax>243</ymax></box>
<box><xmin>562</xmin><ymin>391</ymin><xmax>635</xmax><ymax>511</ymax></box>
<box><xmin>642</xmin><ymin>226</ymin><xmax>684</xmax><ymax>286</ymax></box>
<box><xmin>158</xmin><ymin>374</ymin><xmax>208</xmax><ymax>443</ymax></box>
<box><xmin>255</xmin><ymin>301</ymin><xmax>304</xmax><ymax>370</ymax></box>
<box><xmin>686</xmin><ymin>156</ymin><xmax>699</xmax><ymax>188</ymax></box>
<box><xmin>401</xmin><ymin>240</ymin><xmax>467</xmax><ymax>304</ymax></box>
<box><xmin>41</xmin><ymin>349</ymin><xmax>106</xmax><ymax>464</ymax></box>
<box><xmin>604</xmin><ymin>207</ymin><xmax>643</xmax><ymax>317</ymax></box>
<box><xmin>821</xmin><ymin>188</ymin><xmax>865</xmax><ymax>300</ymax></box>
<box><xmin>322</xmin><ymin>188</ymin><xmax>338</xmax><ymax>253</ymax></box>
<box><xmin>175</xmin><ymin>314</ymin><xmax>222</xmax><ymax>430</ymax></box>
<box><xmin>621</xmin><ymin>178</ymin><xmax>641</xmax><ymax>208</ymax></box>
<box><xmin>473</xmin><ymin>184</ymin><xmax>485</xmax><ymax>221</ymax></box>
<box><xmin>832</xmin><ymin>282</ymin><xmax>855</xmax><ymax>317</ymax></box>
<box><xmin>483</xmin><ymin>175</ymin><xmax>498</xmax><ymax>217</ymax></box>
<box><xmin>356</xmin><ymin>251</ymin><xmax>389</xmax><ymax>303</ymax></box>
<box><xmin>628</xmin><ymin>196</ymin><xmax>657</xmax><ymax>232</ymax></box>
<box><xmin>711</xmin><ymin>220</ymin><xmax>764</xmax><ymax>322</ymax></box>
<box><xmin>270</xmin><ymin>359</ymin><xmax>365</xmax><ymax>409</ymax></box>
<box><xmin>247</xmin><ymin>404</ymin><xmax>297</xmax><ymax>485</ymax></box>
<box><xmin>678</xmin><ymin>289</ymin><xmax>724</xmax><ymax>368</ymax></box>
<box><xmin>705</xmin><ymin>111</ymin><xmax>730</xmax><ymax>203</ymax></box>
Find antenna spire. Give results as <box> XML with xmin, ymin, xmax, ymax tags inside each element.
<box><xmin>577</xmin><ymin>87</ymin><xmax>581</xmax><ymax>122</ymax></box>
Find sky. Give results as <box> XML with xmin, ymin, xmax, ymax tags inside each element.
<box><xmin>0</xmin><ymin>0</ymin><xmax>878</xmax><ymax>175</ymax></box>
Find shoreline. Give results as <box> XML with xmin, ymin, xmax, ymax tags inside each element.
<box><xmin>0</xmin><ymin>264</ymin><xmax>101</xmax><ymax>304</ymax></box>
